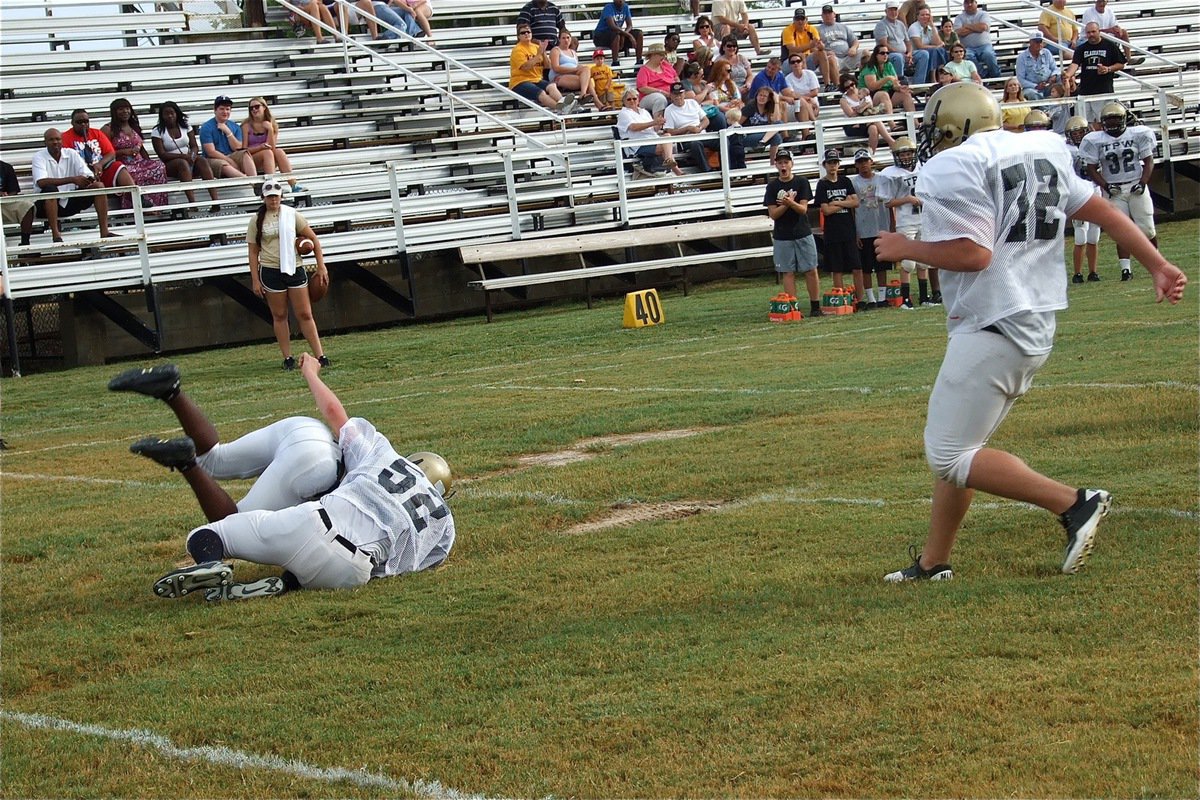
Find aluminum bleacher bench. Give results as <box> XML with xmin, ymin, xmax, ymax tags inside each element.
<box><xmin>462</xmin><ymin>216</ymin><xmax>772</xmax><ymax>321</ymax></box>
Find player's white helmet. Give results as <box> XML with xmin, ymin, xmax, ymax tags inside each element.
<box><xmin>916</xmin><ymin>82</ymin><xmax>1002</xmax><ymax>162</ymax></box>
<box><xmin>891</xmin><ymin>137</ymin><xmax>918</xmax><ymax>169</ymax></box>
<box><xmin>1065</xmin><ymin>115</ymin><xmax>1089</xmax><ymax>146</ymax></box>
<box><xmin>408</xmin><ymin>452</ymin><xmax>454</xmax><ymax>498</ymax></box>
<box><xmin>1022</xmin><ymin>109</ymin><xmax>1050</xmax><ymax>131</ymax></box>
<box><xmin>1101</xmin><ymin>101</ymin><xmax>1127</xmax><ymax>137</ymax></box>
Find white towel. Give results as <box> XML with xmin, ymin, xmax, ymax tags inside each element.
<box><xmin>277</xmin><ymin>205</ymin><xmax>299</xmax><ymax>275</ymax></box>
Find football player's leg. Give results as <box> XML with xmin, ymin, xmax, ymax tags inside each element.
<box><xmin>179</xmin><ymin>460</ymin><xmax>240</xmax><ymax>522</ymax></box>
<box><xmin>236</xmin><ymin>420</ymin><xmax>341</xmax><ymax>511</ymax></box>
<box><xmin>164</xmin><ymin>390</ymin><xmax>220</xmax><ymax>455</ymax></box>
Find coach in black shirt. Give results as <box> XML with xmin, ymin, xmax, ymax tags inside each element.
<box><xmin>1066</xmin><ymin>21</ymin><xmax>1125</xmax><ymax>125</ymax></box>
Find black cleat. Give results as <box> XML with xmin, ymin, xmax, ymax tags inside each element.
<box><xmin>153</xmin><ymin>561</ymin><xmax>234</xmax><ymax>599</ymax></box>
<box><xmin>282</xmin><ymin>356</ymin><xmax>296</xmax><ymax>371</ymax></box>
<box><xmin>884</xmin><ymin>544</ymin><xmax>953</xmax><ymax>582</ymax></box>
<box><xmin>1060</xmin><ymin>488</ymin><xmax>1112</xmax><ymax>574</ymax></box>
<box><xmin>108</xmin><ymin>364</ymin><xmax>181</xmax><ymax>400</ymax></box>
<box><xmin>317</xmin><ymin>354</ymin><xmax>331</xmax><ymax>368</ymax></box>
<box><xmin>130</xmin><ymin>436</ymin><xmax>196</xmax><ymax>470</ymax></box>
<box><xmin>1073</xmin><ymin>273</ymin><xmax>1084</xmax><ymax>284</ymax></box>
<box><xmin>1087</xmin><ymin>272</ymin><xmax>1101</xmax><ymax>282</ymax></box>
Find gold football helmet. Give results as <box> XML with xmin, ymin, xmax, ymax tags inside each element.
<box><xmin>408</xmin><ymin>452</ymin><xmax>454</xmax><ymax>499</ymax></box>
<box><xmin>1065</xmin><ymin>115</ymin><xmax>1090</xmax><ymax>146</ymax></box>
<box><xmin>916</xmin><ymin>82</ymin><xmax>1002</xmax><ymax>161</ymax></box>
<box><xmin>1022</xmin><ymin>109</ymin><xmax>1050</xmax><ymax>131</ymax></box>
<box><xmin>1100</xmin><ymin>101</ymin><xmax>1127</xmax><ymax>137</ymax></box>
<box><xmin>891</xmin><ymin>136</ymin><xmax>918</xmax><ymax>169</ymax></box>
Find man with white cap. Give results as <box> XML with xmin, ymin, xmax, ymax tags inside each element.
<box><xmin>1016</xmin><ymin>32</ymin><xmax>1061</xmax><ymax>99</ymax></box>
<box><xmin>816</xmin><ymin>4</ymin><xmax>865</xmax><ymax>83</ymax></box>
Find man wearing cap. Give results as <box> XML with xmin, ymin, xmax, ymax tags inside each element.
<box><xmin>953</xmin><ymin>0</ymin><xmax>1000</xmax><ymax>79</ymax></box>
<box><xmin>663</xmin><ymin>82</ymin><xmax>711</xmax><ymax>172</ymax></box>
<box><xmin>590</xmin><ymin>49</ymin><xmax>621</xmax><ymax>109</ymax></box>
<box><xmin>199</xmin><ymin>96</ymin><xmax>256</xmax><ymax>179</ymax></box>
<box><xmin>593</xmin><ymin>0</ymin><xmax>642</xmax><ymax>67</ymax></box>
<box><xmin>1016</xmin><ymin>33</ymin><xmax>1061</xmax><ymax>99</ymax></box>
<box><xmin>32</xmin><ymin>127</ymin><xmax>117</xmax><ymax>242</ymax></box>
<box><xmin>781</xmin><ymin>8</ymin><xmax>826</xmax><ymax>73</ymax></box>
<box><xmin>815</xmin><ymin>149</ymin><xmax>866</xmax><ymax>309</ymax></box>
<box><xmin>874</xmin><ymin>0</ymin><xmax>915</xmax><ymax>80</ymax></box>
<box><xmin>763</xmin><ymin>150</ymin><xmax>822</xmax><ymax>317</ymax></box>
<box><xmin>816</xmin><ymin>5</ymin><xmax>865</xmax><ymax>85</ymax></box>
<box><xmin>1038</xmin><ymin>0</ymin><xmax>1078</xmax><ymax>58</ymax></box>
<box><xmin>711</xmin><ymin>0</ymin><xmax>767</xmax><ymax>56</ymax></box>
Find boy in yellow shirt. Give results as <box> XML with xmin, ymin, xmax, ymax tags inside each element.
<box><xmin>589</xmin><ymin>49</ymin><xmax>623</xmax><ymax>110</ymax></box>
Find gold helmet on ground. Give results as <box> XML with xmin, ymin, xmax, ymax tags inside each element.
<box><xmin>408</xmin><ymin>452</ymin><xmax>454</xmax><ymax>498</ymax></box>
<box><xmin>916</xmin><ymin>82</ymin><xmax>1002</xmax><ymax>161</ymax></box>
<box><xmin>1065</xmin><ymin>115</ymin><xmax>1090</xmax><ymax>145</ymax></box>
<box><xmin>1022</xmin><ymin>109</ymin><xmax>1051</xmax><ymax>131</ymax></box>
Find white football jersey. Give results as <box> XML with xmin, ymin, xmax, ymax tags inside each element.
<box><xmin>1079</xmin><ymin>125</ymin><xmax>1155</xmax><ymax>185</ymax></box>
<box><xmin>321</xmin><ymin>417</ymin><xmax>456</xmax><ymax>577</ymax></box>
<box><xmin>879</xmin><ymin>164</ymin><xmax>922</xmax><ymax>230</ymax></box>
<box><xmin>917</xmin><ymin>130</ymin><xmax>1096</xmax><ymax>354</ymax></box>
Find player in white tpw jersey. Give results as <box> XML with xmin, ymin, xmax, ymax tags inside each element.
<box><xmin>1063</xmin><ymin>115</ymin><xmax>1102</xmax><ymax>283</ymax></box>
<box><xmin>1080</xmin><ymin>101</ymin><xmax>1158</xmax><ymax>281</ymax></box>
<box><xmin>878</xmin><ymin>137</ymin><xmax>940</xmax><ymax>309</ymax></box>
<box><xmin>874</xmin><ymin>82</ymin><xmax>1186</xmax><ymax>582</ymax></box>
<box><xmin>110</xmin><ymin>363</ymin><xmax>341</xmax><ymax>516</ymax></box>
<box><xmin>144</xmin><ymin>354</ymin><xmax>457</xmax><ymax>602</ymax></box>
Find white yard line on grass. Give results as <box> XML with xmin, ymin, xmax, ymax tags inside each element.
<box><xmin>2</xmin><ymin>472</ymin><xmax>178</xmax><ymax>490</ymax></box>
<box><xmin>0</xmin><ymin>711</ymin><xmax>485</xmax><ymax>799</ymax></box>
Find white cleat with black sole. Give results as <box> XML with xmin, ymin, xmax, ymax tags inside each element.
<box><xmin>153</xmin><ymin>560</ymin><xmax>234</xmax><ymax>598</ymax></box>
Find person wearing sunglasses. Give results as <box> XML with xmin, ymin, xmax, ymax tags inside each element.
<box><xmin>510</xmin><ymin>26</ymin><xmax>567</xmax><ymax>111</ymax></box>
<box><xmin>243</xmin><ymin>97</ymin><xmax>304</xmax><ymax>194</ymax></box>
<box><xmin>713</xmin><ymin>34</ymin><xmax>753</xmax><ymax>96</ymax></box>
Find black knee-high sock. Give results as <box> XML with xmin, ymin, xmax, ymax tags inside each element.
<box><xmin>918</xmin><ymin>278</ymin><xmax>929</xmax><ymax>304</ymax></box>
<box><xmin>900</xmin><ymin>283</ymin><xmax>910</xmax><ymax>301</ymax></box>
<box><xmin>186</xmin><ymin>528</ymin><xmax>225</xmax><ymax>563</ymax></box>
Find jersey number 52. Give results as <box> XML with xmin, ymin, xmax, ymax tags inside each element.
<box><xmin>1001</xmin><ymin>158</ymin><xmax>1062</xmax><ymax>243</ymax></box>
<box><xmin>378</xmin><ymin>459</ymin><xmax>450</xmax><ymax>533</ymax></box>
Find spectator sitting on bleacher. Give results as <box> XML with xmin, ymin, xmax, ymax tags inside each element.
<box><xmin>711</xmin><ymin>0</ymin><xmax>768</xmax><ymax>56</ymax></box>
<box><xmin>590</xmin><ymin>49</ymin><xmax>621</xmax><ymax>110</ymax></box>
<box><xmin>749</xmin><ymin>56</ymin><xmax>787</xmax><ymax>98</ymax></box>
<box><xmin>1</xmin><ymin>160</ymin><xmax>36</xmax><ymax>247</ymax></box>
<box><xmin>1038</xmin><ymin>0</ymin><xmax>1078</xmax><ymax>58</ymax></box>
<box><xmin>839</xmin><ymin>75</ymin><xmax>897</xmax><ymax>154</ymax></box>
<box><xmin>908</xmin><ymin>6</ymin><xmax>945</xmax><ymax>83</ymax></box>
<box><xmin>678</xmin><ymin>62</ymin><xmax>723</xmax><ymax>126</ymax></box>
<box><xmin>859</xmin><ymin>44</ymin><xmax>917</xmax><ymax>113</ymax></box>
<box><xmin>739</xmin><ymin>85</ymin><xmax>784</xmax><ymax>162</ymax></box>
<box><xmin>663</xmin><ymin>31</ymin><xmax>684</xmax><ymax>71</ymax></box>
<box><xmin>101</xmin><ymin>98</ymin><xmax>168</xmax><ymax>210</ymax></box>
<box><xmin>62</xmin><ymin>108</ymin><xmax>147</xmax><ymax>208</ymax></box>
<box><xmin>367</xmin><ymin>1</ymin><xmax>421</xmax><ymax>40</ymax></box>
<box><xmin>944</xmin><ymin>42</ymin><xmax>982</xmax><ymax>84</ymax></box>
<box><xmin>324</xmin><ymin>0</ymin><xmax>384</xmax><ymax>39</ymax></box>
<box><xmin>781</xmin><ymin>8</ymin><xmax>826</xmax><ymax>74</ymax></box>
<box><xmin>510</xmin><ymin>24</ymin><xmax>568</xmax><ymax>111</ymax></box>
<box><xmin>875</xmin><ymin>0</ymin><xmax>921</xmax><ymax>84</ymax></box>
<box><xmin>939</xmin><ymin>16</ymin><xmax>959</xmax><ymax>52</ymax></box>
<box><xmin>663</xmin><ymin>82</ymin><xmax>713</xmax><ymax>172</ymax></box>
<box><xmin>1065</xmin><ymin>22</ymin><xmax>1125</xmax><ymax>127</ymax></box>
<box><xmin>709</xmin><ymin>60</ymin><xmax>744</xmax><ymax>118</ymax></box>
<box><xmin>296</xmin><ymin>0</ymin><xmax>336</xmax><ymax>43</ymax></box>
<box><xmin>243</xmin><ymin>98</ymin><xmax>305</xmax><ymax>194</ymax></box>
<box><xmin>1081</xmin><ymin>0</ymin><xmax>1141</xmax><ymax>65</ymax></box>
<box><xmin>615</xmin><ymin>90</ymin><xmax>679</xmax><ymax>177</ymax></box>
<box><xmin>781</xmin><ymin>53</ymin><xmax>820</xmax><ymax>131</ymax></box>
<box><xmin>816</xmin><ymin>5</ymin><xmax>866</xmax><ymax>86</ymax></box>
<box><xmin>714</xmin><ymin>35</ymin><xmax>754</xmax><ymax>97</ymax></box>
<box><xmin>550</xmin><ymin>29</ymin><xmax>601</xmax><ymax>109</ymax></box>
<box><xmin>1016</xmin><ymin>33</ymin><xmax>1062</xmax><ymax>100</ymax></box>
<box><xmin>200</xmin><ymin>95</ymin><xmax>257</xmax><ymax>179</ymax></box>
<box><xmin>152</xmin><ymin>102</ymin><xmax>221</xmax><ymax>210</ymax></box>
<box><xmin>517</xmin><ymin>0</ymin><xmax>566</xmax><ymax>49</ymax></box>
<box><xmin>592</xmin><ymin>0</ymin><xmax>642</xmax><ymax>67</ymax></box>
<box><xmin>953</xmin><ymin>0</ymin><xmax>1000</xmax><ymax>79</ymax></box>
<box><xmin>32</xmin><ymin>128</ymin><xmax>116</xmax><ymax>242</ymax></box>
<box><xmin>693</xmin><ymin>16</ymin><xmax>719</xmax><ymax>55</ymax></box>
<box><xmin>390</xmin><ymin>0</ymin><xmax>435</xmax><ymax>41</ymax></box>
<box><xmin>1000</xmin><ymin>77</ymin><xmax>1032</xmax><ymax>131</ymax></box>
<box><xmin>635</xmin><ymin>43</ymin><xmax>678</xmax><ymax>116</ymax></box>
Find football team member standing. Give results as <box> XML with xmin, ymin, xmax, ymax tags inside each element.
<box><xmin>151</xmin><ymin>354</ymin><xmax>456</xmax><ymax>601</ymax></box>
<box><xmin>1063</xmin><ymin>115</ymin><xmax>1101</xmax><ymax>282</ymax></box>
<box><xmin>878</xmin><ymin>137</ymin><xmax>937</xmax><ymax>309</ymax></box>
<box><xmin>848</xmin><ymin>149</ymin><xmax>892</xmax><ymax>308</ymax></box>
<box><xmin>763</xmin><ymin>150</ymin><xmax>822</xmax><ymax>317</ymax></box>
<box><xmin>1080</xmin><ymin>102</ymin><xmax>1157</xmax><ymax>282</ymax></box>
<box><xmin>814</xmin><ymin>149</ymin><xmax>864</xmax><ymax>309</ymax></box>
<box><xmin>248</xmin><ymin>178</ymin><xmax>330</xmax><ymax>371</ymax></box>
<box><xmin>109</xmin><ymin>363</ymin><xmax>340</xmax><ymax>516</ymax></box>
<box><xmin>875</xmin><ymin>82</ymin><xmax>1186</xmax><ymax>582</ymax></box>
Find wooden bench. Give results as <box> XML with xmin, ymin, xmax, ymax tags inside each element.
<box><xmin>462</xmin><ymin>216</ymin><xmax>772</xmax><ymax>321</ymax></box>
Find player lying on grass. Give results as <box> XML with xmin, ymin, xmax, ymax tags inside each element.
<box><xmin>112</xmin><ymin>355</ymin><xmax>456</xmax><ymax>601</ymax></box>
<box><xmin>873</xmin><ymin>82</ymin><xmax>1187</xmax><ymax>583</ymax></box>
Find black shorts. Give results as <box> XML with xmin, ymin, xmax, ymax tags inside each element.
<box><xmin>821</xmin><ymin>238</ymin><xmax>861</xmax><ymax>273</ymax></box>
<box><xmin>858</xmin><ymin>237</ymin><xmax>889</xmax><ymax>272</ymax></box>
<box><xmin>36</xmin><ymin>194</ymin><xmax>94</xmax><ymax>220</ymax></box>
<box><xmin>259</xmin><ymin>265</ymin><xmax>310</xmax><ymax>292</ymax></box>
<box><xmin>593</xmin><ymin>28</ymin><xmax>638</xmax><ymax>47</ymax></box>
<box><xmin>846</xmin><ymin>123</ymin><xmax>869</xmax><ymax>138</ymax></box>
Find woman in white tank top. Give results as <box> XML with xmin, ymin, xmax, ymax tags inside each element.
<box><xmin>151</xmin><ymin>101</ymin><xmax>220</xmax><ymax>208</ymax></box>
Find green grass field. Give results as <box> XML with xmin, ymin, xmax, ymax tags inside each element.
<box><xmin>2</xmin><ymin>219</ymin><xmax>1197</xmax><ymax>799</ymax></box>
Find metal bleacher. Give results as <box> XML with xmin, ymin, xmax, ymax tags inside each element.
<box><xmin>1</xmin><ymin>0</ymin><xmax>1197</xmax><ymax>369</ymax></box>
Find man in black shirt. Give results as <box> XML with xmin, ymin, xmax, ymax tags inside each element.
<box><xmin>1066</xmin><ymin>22</ymin><xmax>1125</xmax><ymax>128</ymax></box>
<box><xmin>517</xmin><ymin>0</ymin><xmax>566</xmax><ymax>48</ymax></box>
<box><xmin>763</xmin><ymin>150</ymin><xmax>822</xmax><ymax>317</ymax></box>
<box><xmin>1</xmin><ymin>160</ymin><xmax>35</xmax><ymax>247</ymax></box>
<box><xmin>815</xmin><ymin>149</ymin><xmax>866</xmax><ymax>310</ymax></box>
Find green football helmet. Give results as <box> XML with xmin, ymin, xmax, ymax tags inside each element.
<box><xmin>917</xmin><ymin>82</ymin><xmax>1002</xmax><ymax>161</ymax></box>
<box><xmin>408</xmin><ymin>452</ymin><xmax>454</xmax><ymax>499</ymax></box>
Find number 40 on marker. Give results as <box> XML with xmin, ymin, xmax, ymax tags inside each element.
<box><xmin>623</xmin><ymin>289</ymin><xmax>664</xmax><ymax>329</ymax></box>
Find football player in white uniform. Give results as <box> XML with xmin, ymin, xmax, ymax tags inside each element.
<box><xmin>1064</xmin><ymin>115</ymin><xmax>1102</xmax><ymax>282</ymax></box>
<box><xmin>146</xmin><ymin>355</ymin><xmax>456</xmax><ymax>601</ymax></box>
<box><xmin>1080</xmin><ymin>101</ymin><xmax>1158</xmax><ymax>281</ymax></box>
<box><xmin>110</xmin><ymin>363</ymin><xmax>341</xmax><ymax>517</ymax></box>
<box><xmin>878</xmin><ymin>137</ymin><xmax>941</xmax><ymax>309</ymax></box>
<box><xmin>875</xmin><ymin>82</ymin><xmax>1186</xmax><ymax>582</ymax></box>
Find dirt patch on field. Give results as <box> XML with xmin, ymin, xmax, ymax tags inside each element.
<box><xmin>566</xmin><ymin>500</ymin><xmax>728</xmax><ymax>534</ymax></box>
<box><xmin>517</xmin><ymin>427</ymin><xmax>716</xmax><ymax>468</ymax></box>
